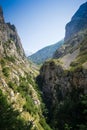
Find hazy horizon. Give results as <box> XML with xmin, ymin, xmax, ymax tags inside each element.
<box><xmin>0</xmin><ymin>0</ymin><xmax>87</xmax><ymax>54</ymax></box>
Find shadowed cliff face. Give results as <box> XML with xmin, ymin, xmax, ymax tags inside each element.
<box><xmin>65</xmin><ymin>2</ymin><xmax>87</xmax><ymax>41</ymax></box>
<box><xmin>38</xmin><ymin>59</ymin><xmax>87</xmax><ymax>129</ymax></box>
<box><xmin>39</xmin><ymin>60</ymin><xmax>87</xmax><ymax>107</ymax></box>
<box><xmin>37</xmin><ymin>2</ymin><xmax>87</xmax><ymax>130</ymax></box>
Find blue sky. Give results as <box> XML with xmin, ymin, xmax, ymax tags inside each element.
<box><xmin>0</xmin><ymin>0</ymin><xmax>87</xmax><ymax>54</ymax></box>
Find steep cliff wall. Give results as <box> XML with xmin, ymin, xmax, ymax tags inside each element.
<box><xmin>0</xmin><ymin>7</ymin><xmax>25</xmax><ymax>59</ymax></box>
<box><xmin>65</xmin><ymin>2</ymin><xmax>87</xmax><ymax>41</ymax></box>
<box><xmin>38</xmin><ymin>2</ymin><xmax>87</xmax><ymax>130</ymax></box>
<box><xmin>38</xmin><ymin>50</ymin><xmax>87</xmax><ymax>129</ymax></box>
<box><xmin>0</xmin><ymin>7</ymin><xmax>52</xmax><ymax>130</ymax></box>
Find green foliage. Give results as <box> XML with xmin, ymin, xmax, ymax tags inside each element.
<box><xmin>18</xmin><ymin>78</ymin><xmax>29</xmax><ymax>93</ymax></box>
<box><xmin>0</xmin><ymin>58</ymin><xmax>6</xmax><ymax>66</ymax></box>
<box><xmin>70</xmin><ymin>61</ymin><xmax>79</xmax><ymax>67</ymax></box>
<box><xmin>8</xmin><ymin>81</ymin><xmax>15</xmax><ymax>89</ymax></box>
<box><xmin>48</xmin><ymin>88</ymin><xmax>87</xmax><ymax>130</ymax></box>
<box><xmin>8</xmin><ymin>81</ymin><xmax>17</xmax><ymax>92</ymax></box>
<box><xmin>0</xmin><ymin>89</ymin><xmax>32</xmax><ymax>130</ymax></box>
<box><xmin>18</xmin><ymin>76</ymin><xmax>35</xmax><ymax>97</ymax></box>
<box><xmin>2</xmin><ymin>67</ymin><xmax>10</xmax><ymax>77</ymax></box>
<box><xmin>39</xmin><ymin>118</ymin><xmax>52</xmax><ymax>130</ymax></box>
<box><xmin>78</xmin><ymin>124</ymin><xmax>87</xmax><ymax>130</ymax></box>
<box><xmin>64</xmin><ymin>124</ymin><xmax>72</xmax><ymax>130</ymax></box>
<box><xmin>17</xmin><ymin>76</ymin><xmax>39</xmax><ymax>115</ymax></box>
<box><xmin>70</xmin><ymin>64</ymin><xmax>82</xmax><ymax>72</ymax></box>
<box><xmin>23</xmin><ymin>95</ymin><xmax>37</xmax><ymax>114</ymax></box>
<box><xmin>5</xmin><ymin>56</ymin><xmax>15</xmax><ymax>63</ymax></box>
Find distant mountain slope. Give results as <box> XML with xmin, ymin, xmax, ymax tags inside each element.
<box><xmin>28</xmin><ymin>40</ymin><xmax>64</xmax><ymax>64</ymax></box>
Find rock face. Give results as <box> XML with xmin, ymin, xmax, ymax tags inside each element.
<box><xmin>65</xmin><ymin>2</ymin><xmax>87</xmax><ymax>41</ymax></box>
<box><xmin>0</xmin><ymin>6</ymin><xmax>4</xmax><ymax>23</ymax></box>
<box><xmin>0</xmin><ymin>7</ymin><xmax>52</xmax><ymax>130</ymax></box>
<box><xmin>39</xmin><ymin>59</ymin><xmax>87</xmax><ymax>105</ymax></box>
<box><xmin>37</xmin><ymin>2</ymin><xmax>87</xmax><ymax>130</ymax></box>
<box><xmin>53</xmin><ymin>29</ymin><xmax>86</xmax><ymax>60</ymax></box>
<box><xmin>38</xmin><ymin>60</ymin><xmax>87</xmax><ymax>129</ymax></box>
<box><xmin>0</xmin><ymin>7</ymin><xmax>25</xmax><ymax>59</ymax></box>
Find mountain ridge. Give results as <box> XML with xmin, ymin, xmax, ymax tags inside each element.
<box><xmin>65</xmin><ymin>2</ymin><xmax>87</xmax><ymax>41</ymax></box>
<box><xmin>28</xmin><ymin>40</ymin><xmax>64</xmax><ymax>64</ymax></box>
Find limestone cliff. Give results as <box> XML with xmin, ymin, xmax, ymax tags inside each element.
<box><xmin>38</xmin><ymin>59</ymin><xmax>87</xmax><ymax>129</ymax></box>
<box><xmin>0</xmin><ymin>7</ymin><xmax>51</xmax><ymax>130</ymax></box>
<box><xmin>0</xmin><ymin>7</ymin><xmax>25</xmax><ymax>59</ymax></box>
<box><xmin>38</xmin><ymin>30</ymin><xmax>87</xmax><ymax>130</ymax></box>
<box><xmin>38</xmin><ymin>2</ymin><xmax>87</xmax><ymax>130</ymax></box>
<box><xmin>65</xmin><ymin>2</ymin><xmax>87</xmax><ymax>41</ymax></box>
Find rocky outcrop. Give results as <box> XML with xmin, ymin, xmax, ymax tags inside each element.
<box><xmin>53</xmin><ymin>28</ymin><xmax>87</xmax><ymax>60</ymax></box>
<box><xmin>0</xmin><ymin>7</ymin><xmax>52</xmax><ymax>130</ymax></box>
<box><xmin>65</xmin><ymin>2</ymin><xmax>87</xmax><ymax>41</ymax></box>
<box><xmin>0</xmin><ymin>6</ymin><xmax>4</xmax><ymax>23</ymax></box>
<box><xmin>40</xmin><ymin>2</ymin><xmax>87</xmax><ymax>111</ymax></box>
<box><xmin>37</xmin><ymin>2</ymin><xmax>87</xmax><ymax>129</ymax></box>
<box><xmin>0</xmin><ymin>7</ymin><xmax>25</xmax><ymax>59</ymax></box>
<box><xmin>39</xmin><ymin>60</ymin><xmax>87</xmax><ymax>105</ymax></box>
<box><xmin>38</xmin><ymin>58</ymin><xmax>87</xmax><ymax>129</ymax></box>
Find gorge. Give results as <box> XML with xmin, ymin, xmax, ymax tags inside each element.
<box><xmin>0</xmin><ymin>1</ymin><xmax>87</xmax><ymax>130</ymax></box>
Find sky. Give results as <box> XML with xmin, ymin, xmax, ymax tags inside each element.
<box><xmin>0</xmin><ymin>0</ymin><xmax>87</xmax><ymax>54</ymax></box>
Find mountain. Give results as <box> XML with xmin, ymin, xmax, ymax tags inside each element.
<box><xmin>53</xmin><ymin>2</ymin><xmax>87</xmax><ymax>59</ymax></box>
<box><xmin>65</xmin><ymin>2</ymin><xmax>87</xmax><ymax>41</ymax></box>
<box><xmin>37</xmin><ymin>2</ymin><xmax>87</xmax><ymax>130</ymax></box>
<box><xmin>0</xmin><ymin>7</ymin><xmax>52</xmax><ymax>130</ymax></box>
<box><xmin>28</xmin><ymin>40</ymin><xmax>64</xmax><ymax>64</ymax></box>
<box><xmin>1</xmin><ymin>1</ymin><xmax>87</xmax><ymax>130</ymax></box>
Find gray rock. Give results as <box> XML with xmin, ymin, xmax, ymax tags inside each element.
<box><xmin>65</xmin><ymin>2</ymin><xmax>87</xmax><ymax>41</ymax></box>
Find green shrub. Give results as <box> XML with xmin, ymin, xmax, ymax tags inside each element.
<box><xmin>0</xmin><ymin>59</ymin><xmax>6</xmax><ymax>66</ymax></box>
<box><xmin>8</xmin><ymin>81</ymin><xmax>17</xmax><ymax>92</ymax></box>
<box><xmin>39</xmin><ymin>118</ymin><xmax>52</xmax><ymax>130</ymax></box>
<box><xmin>6</xmin><ymin>56</ymin><xmax>15</xmax><ymax>63</ymax></box>
<box><xmin>0</xmin><ymin>89</ymin><xmax>32</xmax><ymax>130</ymax></box>
<box><xmin>8</xmin><ymin>81</ymin><xmax>14</xmax><ymax>89</ymax></box>
<box><xmin>23</xmin><ymin>95</ymin><xmax>37</xmax><ymax>114</ymax></box>
<box><xmin>64</xmin><ymin>123</ymin><xmax>72</xmax><ymax>130</ymax></box>
<box><xmin>78</xmin><ymin>124</ymin><xmax>87</xmax><ymax>130</ymax></box>
<box><xmin>2</xmin><ymin>67</ymin><xmax>10</xmax><ymax>77</ymax></box>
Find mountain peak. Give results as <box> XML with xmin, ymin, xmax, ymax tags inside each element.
<box><xmin>71</xmin><ymin>2</ymin><xmax>87</xmax><ymax>21</ymax></box>
<box><xmin>0</xmin><ymin>7</ymin><xmax>25</xmax><ymax>59</ymax></box>
<box><xmin>0</xmin><ymin>6</ymin><xmax>4</xmax><ymax>23</ymax></box>
<box><xmin>65</xmin><ymin>2</ymin><xmax>87</xmax><ymax>41</ymax></box>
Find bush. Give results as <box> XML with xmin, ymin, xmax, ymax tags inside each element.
<box><xmin>0</xmin><ymin>89</ymin><xmax>32</xmax><ymax>130</ymax></box>
<box><xmin>39</xmin><ymin>118</ymin><xmax>52</xmax><ymax>130</ymax></box>
<box><xmin>6</xmin><ymin>56</ymin><xmax>15</xmax><ymax>63</ymax></box>
<box><xmin>0</xmin><ymin>59</ymin><xmax>6</xmax><ymax>66</ymax></box>
<box><xmin>23</xmin><ymin>95</ymin><xmax>37</xmax><ymax>114</ymax></box>
<box><xmin>8</xmin><ymin>81</ymin><xmax>17</xmax><ymax>92</ymax></box>
<box><xmin>8</xmin><ymin>81</ymin><xmax>14</xmax><ymax>89</ymax></box>
<box><xmin>2</xmin><ymin>67</ymin><xmax>10</xmax><ymax>77</ymax></box>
